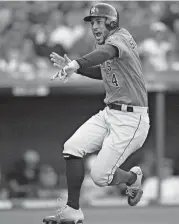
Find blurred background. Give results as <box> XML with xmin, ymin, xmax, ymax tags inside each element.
<box><xmin>0</xmin><ymin>0</ymin><xmax>179</xmax><ymax>213</ymax></box>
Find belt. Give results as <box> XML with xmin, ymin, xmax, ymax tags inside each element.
<box><xmin>107</xmin><ymin>103</ymin><xmax>148</xmax><ymax>113</ymax></box>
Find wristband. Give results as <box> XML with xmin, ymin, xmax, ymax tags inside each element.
<box><xmin>68</xmin><ymin>60</ymin><xmax>80</xmax><ymax>71</ymax></box>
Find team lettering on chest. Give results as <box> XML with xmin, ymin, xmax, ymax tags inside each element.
<box><xmin>101</xmin><ymin>60</ymin><xmax>119</xmax><ymax>87</ymax></box>
<box><xmin>101</xmin><ymin>61</ymin><xmax>111</xmax><ymax>74</ymax></box>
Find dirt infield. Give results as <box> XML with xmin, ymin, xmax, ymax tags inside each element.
<box><xmin>0</xmin><ymin>206</ymin><xmax>178</xmax><ymax>224</ymax></box>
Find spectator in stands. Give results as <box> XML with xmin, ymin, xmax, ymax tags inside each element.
<box><xmin>49</xmin><ymin>9</ymin><xmax>85</xmax><ymax>53</ymax></box>
<box><xmin>142</xmin><ymin>157</ymin><xmax>179</xmax><ymax>204</ymax></box>
<box><xmin>172</xmin><ymin>19</ymin><xmax>179</xmax><ymax>69</ymax></box>
<box><xmin>138</xmin><ymin>149</ymin><xmax>156</xmax><ymax>183</ymax></box>
<box><xmin>69</xmin><ymin>16</ymin><xmax>95</xmax><ymax>58</ymax></box>
<box><xmin>0</xmin><ymin>7</ymin><xmax>12</xmax><ymax>35</ymax></box>
<box><xmin>0</xmin><ymin>167</ymin><xmax>9</xmax><ymax>199</ymax></box>
<box><xmin>31</xmin><ymin>23</ymin><xmax>66</xmax><ymax>60</ymax></box>
<box><xmin>0</xmin><ymin>1</ymin><xmax>178</xmax><ymax>74</ymax></box>
<box><xmin>37</xmin><ymin>164</ymin><xmax>62</xmax><ymax>199</ymax></box>
<box><xmin>27</xmin><ymin>1</ymin><xmax>50</xmax><ymax>25</ymax></box>
<box><xmin>138</xmin><ymin>21</ymin><xmax>174</xmax><ymax>72</ymax></box>
<box><xmin>6</xmin><ymin>149</ymin><xmax>40</xmax><ymax>198</ymax></box>
<box><xmin>159</xmin><ymin>2</ymin><xmax>179</xmax><ymax>33</ymax></box>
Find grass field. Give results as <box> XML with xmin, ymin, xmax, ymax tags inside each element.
<box><xmin>0</xmin><ymin>206</ymin><xmax>178</xmax><ymax>224</ymax></box>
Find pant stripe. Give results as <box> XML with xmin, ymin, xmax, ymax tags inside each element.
<box><xmin>107</xmin><ymin>115</ymin><xmax>142</xmax><ymax>184</ymax></box>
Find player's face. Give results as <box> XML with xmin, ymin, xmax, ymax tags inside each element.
<box><xmin>91</xmin><ymin>17</ymin><xmax>110</xmax><ymax>45</ymax></box>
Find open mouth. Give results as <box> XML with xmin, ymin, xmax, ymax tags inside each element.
<box><xmin>94</xmin><ymin>32</ymin><xmax>102</xmax><ymax>40</ymax></box>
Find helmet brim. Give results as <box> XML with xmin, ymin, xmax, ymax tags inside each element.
<box><xmin>84</xmin><ymin>15</ymin><xmax>116</xmax><ymax>22</ymax></box>
<box><xmin>83</xmin><ymin>15</ymin><xmax>108</xmax><ymax>22</ymax></box>
<box><xmin>83</xmin><ymin>15</ymin><xmax>96</xmax><ymax>22</ymax></box>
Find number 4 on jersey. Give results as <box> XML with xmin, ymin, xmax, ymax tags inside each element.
<box><xmin>112</xmin><ymin>73</ymin><xmax>119</xmax><ymax>87</ymax></box>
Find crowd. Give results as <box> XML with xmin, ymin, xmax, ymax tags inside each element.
<box><xmin>0</xmin><ymin>148</ymin><xmax>179</xmax><ymax>206</ymax></box>
<box><xmin>0</xmin><ymin>149</ymin><xmax>65</xmax><ymax>200</ymax></box>
<box><xmin>0</xmin><ymin>1</ymin><xmax>179</xmax><ymax>81</ymax></box>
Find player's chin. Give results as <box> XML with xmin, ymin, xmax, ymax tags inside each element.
<box><xmin>96</xmin><ymin>38</ymin><xmax>105</xmax><ymax>45</ymax></box>
<box><xmin>94</xmin><ymin>34</ymin><xmax>105</xmax><ymax>45</ymax></box>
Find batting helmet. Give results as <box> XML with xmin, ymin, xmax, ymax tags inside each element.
<box><xmin>83</xmin><ymin>3</ymin><xmax>119</xmax><ymax>30</ymax></box>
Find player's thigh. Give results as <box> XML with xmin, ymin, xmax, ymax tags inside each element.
<box><xmin>91</xmin><ymin>111</ymin><xmax>149</xmax><ymax>185</ymax></box>
<box><xmin>63</xmin><ymin>110</ymin><xmax>108</xmax><ymax>157</ymax></box>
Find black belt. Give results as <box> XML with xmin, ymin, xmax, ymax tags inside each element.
<box><xmin>107</xmin><ymin>103</ymin><xmax>134</xmax><ymax>112</ymax></box>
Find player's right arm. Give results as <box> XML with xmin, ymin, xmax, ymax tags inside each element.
<box><xmin>50</xmin><ymin>44</ymin><xmax>118</xmax><ymax>81</ymax></box>
<box><xmin>74</xmin><ymin>44</ymin><xmax>118</xmax><ymax>80</ymax></box>
<box><xmin>76</xmin><ymin>44</ymin><xmax>118</xmax><ymax>68</ymax></box>
<box><xmin>50</xmin><ymin>52</ymin><xmax>102</xmax><ymax>80</ymax></box>
<box><xmin>77</xmin><ymin>66</ymin><xmax>102</xmax><ymax>80</ymax></box>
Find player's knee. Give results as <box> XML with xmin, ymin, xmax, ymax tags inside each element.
<box><xmin>90</xmin><ymin>168</ymin><xmax>108</xmax><ymax>187</ymax></box>
<box><xmin>63</xmin><ymin>139</ymin><xmax>72</xmax><ymax>153</ymax></box>
<box><xmin>63</xmin><ymin>139</ymin><xmax>84</xmax><ymax>158</ymax></box>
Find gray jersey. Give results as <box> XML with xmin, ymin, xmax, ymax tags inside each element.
<box><xmin>100</xmin><ymin>28</ymin><xmax>148</xmax><ymax>107</ymax></box>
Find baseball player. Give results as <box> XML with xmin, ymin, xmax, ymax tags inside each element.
<box><xmin>43</xmin><ymin>3</ymin><xmax>150</xmax><ymax>224</ymax></box>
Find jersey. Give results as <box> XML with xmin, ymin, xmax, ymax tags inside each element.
<box><xmin>100</xmin><ymin>28</ymin><xmax>148</xmax><ymax>107</ymax></box>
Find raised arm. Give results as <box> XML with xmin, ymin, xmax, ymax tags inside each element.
<box><xmin>77</xmin><ymin>65</ymin><xmax>102</xmax><ymax>80</ymax></box>
<box><xmin>50</xmin><ymin>44</ymin><xmax>118</xmax><ymax>82</ymax></box>
<box><xmin>76</xmin><ymin>44</ymin><xmax>118</xmax><ymax>68</ymax></box>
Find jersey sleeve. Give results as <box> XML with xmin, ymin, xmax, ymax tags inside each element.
<box><xmin>105</xmin><ymin>35</ymin><xmax>125</xmax><ymax>58</ymax></box>
<box><xmin>77</xmin><ymin>66</ymin><xmax>102</xmax><ymax>80</ymax></box>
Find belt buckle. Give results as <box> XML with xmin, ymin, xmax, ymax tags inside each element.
<box><xmin>121</xmin><ymin>104</ymin><xmax>127</xmax><ymax>112</ymax></box>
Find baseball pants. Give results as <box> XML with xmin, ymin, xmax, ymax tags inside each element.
<box><xmin>63</xmin><ymin>105</ymin><xmax>150</xmax><ymax>187</ymax></box>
